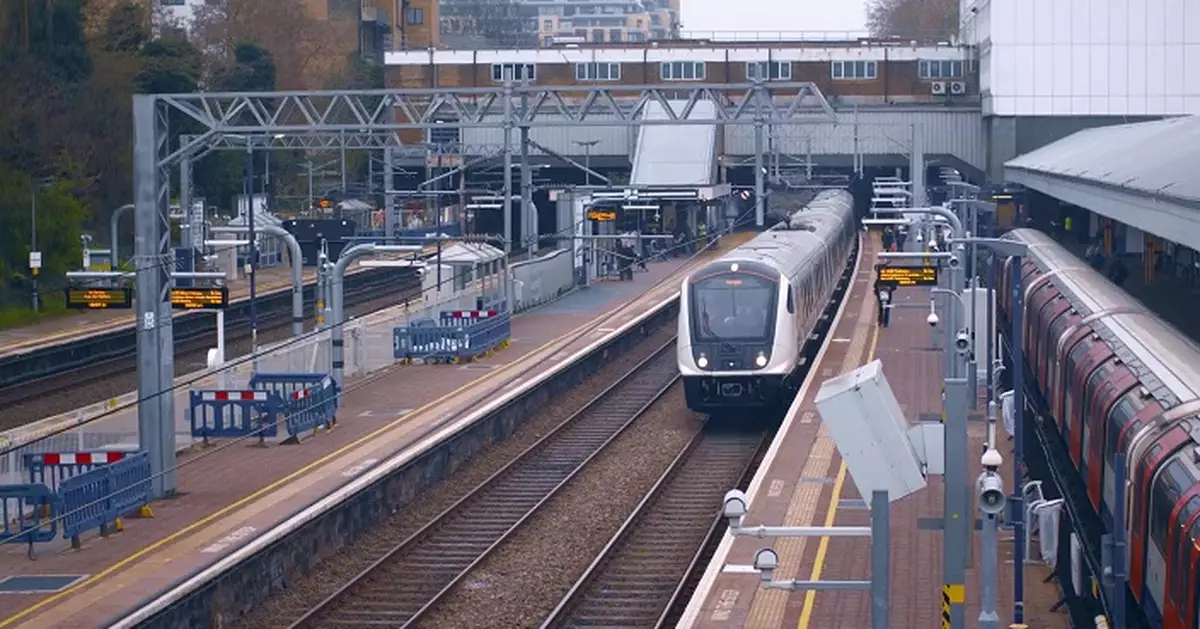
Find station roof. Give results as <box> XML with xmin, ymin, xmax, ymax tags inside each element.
<box><xmin>1004</xmin><ymin>116</ymin><xmax>1200</xmax><ymax>251</ymax></box>
<box><xmin>436</xmin><ymin>242</ymin><xmax>505</xmax><ymax>266</ymax></box>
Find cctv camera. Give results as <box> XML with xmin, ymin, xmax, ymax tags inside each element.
<box><xmin>753</xmin><ymin>548</ymin><xmax>779</xmax><ymax>580</ymax></box>
<box><xmin>955</xmin><ymin>330</ymin><xmax>971</xmax><ymax>355</ymax></box>
<box><xmin>977</xmin><ymin>471</ymin><xmax>1006</xmax><ymax>515</ymax></box>
<box><xmin>927</xmin><ymin>311</ymin><xmax>940</xmax><ymax>327</ymax></box>
<box><xmin>947</xmin><ymin>255</ymin><xmax>961</xmax><ymax>268</ymax></box>
<box><xmin>981</xmin><ymin>447</ymin><xmax>1003</xmax><ymax>469</ymax></box>
<box><xmin>723</xmin><ymin>489</ymin><xmax>748</xmax><ymax>526</ymax></box>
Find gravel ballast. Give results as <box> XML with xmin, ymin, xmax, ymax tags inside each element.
<box><xmin>232</xmin><ymin>327</ymin><xmax>679</xmax><ymax>629</ymax></box>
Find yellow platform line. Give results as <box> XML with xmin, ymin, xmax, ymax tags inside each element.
<box><xmin>1</xmin><ymin>246</ymin><xmax>729</xmax><ymax>628</ymax></box>
<box><xmin>796</xmin><ymin>314</ymin><xmax>882</xmax><ymax>629</ymax></box>
<box><xmin>745</xmin><ymin>267</ymin><xmax>877</xmax><ymax>629</ymax></box>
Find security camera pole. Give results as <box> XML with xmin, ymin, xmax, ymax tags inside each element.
<box><xmin>977</xmin><ymin>447</ymin><xmax>1006</xmax><ymax>629</ymax></box>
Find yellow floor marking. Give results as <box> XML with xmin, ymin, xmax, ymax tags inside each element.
<box><xmin>745</xmin><ymin>274</ymin><xmax>876</xmax><ymax>629</ymax></box>
<box><xmin>796</xmin><ymin>312</ymin><xmax>882</xmax><ymax>629</ymax></box>
<box><xmin>2</xmin><ymin>246</ymin><xmax>732</xmax><ymax>628</ymax></box>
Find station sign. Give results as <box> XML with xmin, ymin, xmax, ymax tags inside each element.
<box><xmin>877</xmin><ymin>265</ymin><xmax>938</xmax><ymax>287</ymax></box>
<box><xmin>64</xmin><ymin>287</ymin><xmax>133</xmax><ymax>309</ymax></box>
<box><xmin>170</xmin><ymin>287</ymin><xmax>229</xmax><ymax>310</ymax></box>
<box><xmin>587</xmin><ymin>210</ymin><xmax>617</xmax><ymax>222</ymax></box>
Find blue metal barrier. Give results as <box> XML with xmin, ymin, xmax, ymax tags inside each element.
<box><xmin>23</xmin><ymin>450</ymin><xmax>136</xmax><ymax>491</ymax></box>
<box><xmin>0</xmin><ymin>484</ymin><xmax>59</xmax><ymax>545</ymax></box>
<box><xmin>250</xmin><ymin>373</ymin><xmax>339</xmax><ymax>440</ymax></box>
<box><xmin>393</xmin><ymin>311</ymin><xmax>512</xmax><ymax>364</ymax></box>
<box><xmin>188</xmin><ymin>389</ymin><xmax>280</xmax><ymax>441</ymax></box>
<box><xmin>58</xmin><ymin>451</ymin><xmax>153</xmax><ymax>547</ymax></box>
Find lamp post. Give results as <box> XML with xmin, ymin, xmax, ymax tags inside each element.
<box><xmin>574</xmin><ymin>140</ymin><xmax>600</xmax><ymax>186</ymax></box>
<box><xmin>29</xmin><ymin>176</ymin><xmax>53</xmax><ymax>312</ymax></box>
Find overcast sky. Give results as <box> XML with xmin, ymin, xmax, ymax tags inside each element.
<box><xmin>680</xmin><ymin>0</ymin><xmax>868</xmax><ymax>35</ymax></box>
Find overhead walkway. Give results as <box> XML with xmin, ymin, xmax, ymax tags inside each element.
<box><xmin>1004</xmin><ymin>115</ymin><xmax>1200</xmax><ymax>251</ymax></box>
<box><xmin>630</xmin><ymin>100</ymin><xmax>719</xmax><ymax>189</ymax></box>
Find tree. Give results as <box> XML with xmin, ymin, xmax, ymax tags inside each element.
<box><xmin>136</xmin><ymin>37</ymin><xmax>203</xmax><ymax>94</ymax></box>
<box><xmin>866</xmin><ymin>0</ymin><xmax>960</xmax><ymax>40</ymax></box>
<box><xmin>100</xmin><ymin>2</ymin><xmax>147</xmax><ymax>53</ymax></box>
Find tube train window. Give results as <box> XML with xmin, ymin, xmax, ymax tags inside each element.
<box><xmin>1105</xmin><ymin>396</ymin><xmax>1144</xmax><ymax>469</ymax></box>
<box><xmin>1150</xmin><ymin>460</ymin><xmax>1191</xmax><ymax>551</ymax></box>
<box><xmin>691</xmin><ymin>273</ymin><xmax>777</xmax><ymax>341</ymax></box>
<box><xmin>786</xmin><ymin>284</ymin><xmax>795</xmax><ymax>314</ymax></box>
<box><xmin>1080</xmin><ymin>361</ymin><xmax>1115</xmax><ymax>473</ymax></box>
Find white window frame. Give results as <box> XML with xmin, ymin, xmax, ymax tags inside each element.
<box><xmin>830</xmin><ymin>60</ymin><xmax>877</xmax><ymax>80</ymax></box>
<box><xmin>491</xmin><ymin>63</ymin><xmax>536</xmax><ymax>83</ymax></box>
<box><xmin>746</xmin><ymin>61</ymin><xmax>791</xmax><ymax>81</ymax></box>
<box><xmin>660</xmin><ymin>61</ymin><xmax>706</xmax><ymax>81</ymax></box>
<box><xmin>918</xmin><ymin>59</ymin><xmax>964</xmax><ymax>79</ymax></box>
<box><xmin>575</xmin><ymin>62</ymin><xmax>622</xmax><ymax>81</ymax></box>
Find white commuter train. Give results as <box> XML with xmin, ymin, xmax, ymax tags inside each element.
<box><xmin>677</xmin><ymin>189</ymin><xmax>859</xmax><ymax>413</ymax></box>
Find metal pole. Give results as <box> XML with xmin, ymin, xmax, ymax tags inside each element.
<box><xmin>340</xmin><ymin>130</ymin><xmax>347</xmax><ymax>192</ymax></box>
<box><xmin>246</xmin><ymin>144</ymin><xmax>259</xmax><ymax>359</ymax></box>
<box><xmin>520</xmin><ymin>83</ymin><xmax>534</xmax><ymax>257</ymax></box>
<box><xmin>870</xmin><ymin>490</ymin><xmax>890</xmax><ymax>629</ymax></box>
<box><xmin>986</xmin><ymin>253</ymin><xmax>996</xmax><ymax>405</ymax></box>
<box><xmin>307</xmin><ymin>161</ymin><xmax>314</xmax><ymax>209</ymax></box>
<box><xmin>110</xmin><ymin>203</ymin><xmax>134</xmax><ymax>269</ymax></box>
<box><xmin>384</xmin><ymin>147</ymin><xmax>396</xmax><ymax>243</ymax></box>
<box><xmin>978</xmin><ymin>476</ymin><xmax>1000</xmax><ymax>629</ymax></box>
<box><xmin>584</xmin><ymin>144</ymin><xmax>591</xmax><ymax>186</ymax></box>
<box><xmin>502</xmin><ymin>77</ymin><xmax>514</xmax><ymax>254</ymax></box>
<box><xmin>1113</xmin><ymin>451</ymin><xmax>1128</xmax><ymax>628</ymax></box>
<box><xmin>30</xmin><ymin>180</ymin><xmax>38</xmax><ymax>312</ymax></box>
<box><xmin>211</xmin><ymin>225</ymin><xmax>303</xmax><ymax>337</ymax></box>
<box><xmin>1010</xmin><ymin>254</ymin><xmax>1027</xmax><ymax>622</ymax></box>
<box><xmin>944</xmin><ymin>373</ymin><xmax>969</xmax><ymax>629</ymax></box>
<box><xmin>754</xmin><ymin>120</ymin><xmax>765</xmax><ymax>227</ymax></box>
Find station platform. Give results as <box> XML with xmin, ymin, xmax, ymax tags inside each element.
<box><xmin>0</xmin><ymin>250</ymin><xmax>422</xmax><ymax>357</ymax></box>
<box><xmin>0</xmin><ymin>240</ymin><xmax>745</xmax><ymax>629</ymax></box>
<box><xmin>679</xmin><ymin>234</ymin><xmax>1070</xmax><ymax>629</ymax></box>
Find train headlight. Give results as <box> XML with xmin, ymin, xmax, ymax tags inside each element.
<box><xmin>755</xmin><ymin>353</ymin><xmax>768</xmax><ymax>367</ymax></box>
<box><xmin>697</xmin><ymin>354</ymin><xmax>709</xmax><ymax>368</ymax></box>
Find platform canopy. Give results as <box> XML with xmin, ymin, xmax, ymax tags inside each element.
<box><xmin>1004</xmin><ymin>115</ymin><xmax>1200</xmax><ymax>252</ymax></box>
<box><xmin>436</xmin><ymin>242</ymin><xmax>505</xmax><ymax>266</ymax></box>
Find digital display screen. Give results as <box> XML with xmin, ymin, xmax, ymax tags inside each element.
<box><xmin>64</xmin><ymin>288</ymin><xmax>133</xmax><ymax>309</ymax></box>
<box><xmin>170</xmin><ymin>287</ymin><xmax>229</xmax><ymax>310</ymax></box>
<box><xmin>587</xmin><ymin>210</ymin><xmax>617</xmax><ymax>222</ymax></box>
<box><xmin>877</xmin><ymin>265</ymin><xmax>938</xmax><ymax>286</ymax></box>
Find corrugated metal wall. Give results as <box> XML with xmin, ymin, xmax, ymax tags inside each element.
<box><xmin>460</xmin><ymin>108</ymin><xmax>985</xmax><ymax>170</ymax></box>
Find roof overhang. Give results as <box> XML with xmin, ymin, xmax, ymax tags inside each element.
<box><xmin>1005</xmin><ymin>166</ymin><xmax>1200</xmax><ymax>253</ymax></box>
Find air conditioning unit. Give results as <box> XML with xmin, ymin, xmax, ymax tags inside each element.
<box><xmin>931</xmin><ymin>81</ymin><xmax>947</xmax><ymax>95</ymax></box>
<box><xmin>950</xmin><ymin>81</ymin><xmax>966</xmax><ymax>95</ymax></box>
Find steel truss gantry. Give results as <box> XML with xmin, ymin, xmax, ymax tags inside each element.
<box><xmin>133</xmin><ymin>81</ymin><xmax>834</xmax><ymax>497</ymax></box>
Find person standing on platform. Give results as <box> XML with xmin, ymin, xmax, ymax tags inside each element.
<box><xmin>881</xmin><ymin>226</ymin><xmax>895</xmax><ymax>252</ymax></box>
<box><xmin>873</xmin><ymin>268</ymin><xmax>896</xmax><ymax>327</ymax></box>
<box><xmin>896</xmin><ymin>227</ymin><xmax>908</xmax><ymax>251</ymax></box>
<box><xmin>1108</xmin><ymin>256</ymin><xmax>1129</xmax><ymax>287</ymax></box>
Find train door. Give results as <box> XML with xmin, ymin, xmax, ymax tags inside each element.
<box><xmin>1084</xmin><ymin>363</ymin><xmax>1137</xmax><ymax>511</ymax></box>
<box><xmin>1025</xmin><ymin>285</ymin><xmax>1056</xmax><ymax>388</ymax></box>
<box><xmin>1037</xmin><ymin>295</ymin><xmax>1071</xmax><ymax>389</ymax></box>
<box><xmin>1102</xmin><ymin>395</ymin><xmax>1163</xmax><ymax>527</ymax></box>
<box><xmin>1070</xmin><ymin>341</ymin><xmax>1114</xmax><ymax>466</ymax></box>
<box><xmin>1165</xmin><ymin>493</ymin><xmax>1200</xmax><ymax>628</ymax></box>
<box><xmin>1047</xmin><ymin>313</ymin><xmax>1083</xmax><ymax>417</ymax></box>
<box><xmin>1131</xmin><ymin>427</ymin><xmax>1192</xmax><ymax>603</ymax></box>
<box><xmin>1145</xmin><ymin>456</ymin><xmax>1195</xmax><ymax>625</ymax></box>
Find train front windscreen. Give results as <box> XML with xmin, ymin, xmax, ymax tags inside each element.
<box><xmin>689</xmin><ymin>273</ymin><xmax>778</xmax><ymax>342</ymax></box>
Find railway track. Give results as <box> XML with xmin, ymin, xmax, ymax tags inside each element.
<box><xmin>0</xmin><ymin>274</ymin><xmax>420</xmax><ymax>429</ymax></box>
<box><xmin>541</xmin><ymin>423</ymin><xmax>769</xmax><ymax>629</ymax></box>
<box><xmin>290</xmin><ymin>339</ymin><xmax>680</xmax><ymax>629</ymax></box>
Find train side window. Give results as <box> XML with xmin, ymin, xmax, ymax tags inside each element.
<box><xmin>1105</xmin><ymin>396</ymin><xmax>1143</xmax><ymax>467</ymax></box>
<box><xmin>1082</xmin><ymin>362</ymin><xmax>1114</xmax><ymax>454</ymax></box>
<box><xmin>1150</xmin><ymin>460</ymin><xmax>1189</xmax><ymax>550</ymax></box>
<box><xmin>786</xmin><ymin>284</ymin><xmax>795</xmax><ymax>314</ymax></box>
<box><xmin>1189</xmin><ymin>518</ymin><xmax>1200</xmax><ymax>628</ymax></box>
<box><xmin>1171</xmin><ymin>497</ymin><xmax>1200</xmax><ymax>607</ymax></box>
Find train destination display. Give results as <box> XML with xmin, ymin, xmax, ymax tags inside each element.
<box><xmin>876</xmin><ymin>265</ymin><xmax>938</xmax><ymax>286</ymax></box>
<box><xmin>170</xmin><ymin>287</ymin><xmax>230</xmax><ymax>310</ymax></box>
<box><xmin>587</xmin><ymin>210</ymin><xmax>617</xmax><ymax>222</ymax></box>
<box><xmin>64</xmin><ymin>287</ymin><xmax>133</xmax><ymax>309</ymax></box>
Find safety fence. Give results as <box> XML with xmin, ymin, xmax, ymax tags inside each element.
<box><xmin>188</xmin><ymin>373</ymin><xmax>338</xmax><ymax>445</ymax></box>
<box><xmin>392</xmin><ymin>310</ymin><xmax>513</xmax><ymax>364</ymax></box>
<box><xmin>0</xmin><ymin>246</ymin><xmax>579</xmax><ymax>486</ymax></box>
<box><xmin>0</xmin><ymin>450</ymin><xmax>153</xmax><ymax>549</ymax></box>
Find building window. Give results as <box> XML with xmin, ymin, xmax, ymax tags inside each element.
<box><xmin>661</xmin><ymin>61</ymin><xmax>705</xmax><ymax>81</ymax></box>
<box><xmin>160</xmin><ymin>0</ymin><xmax>185</xmax><ymax>5</ymax></box>
<box><xmin>576</xmin><ymin>62</ymin><xmax>621</xmax><ymax>81</ymax></box>
<box><xmin>543</xmin><ymin>20</ymin><xmax>553</xmax><ymax>31</ymax></box>
<box><xmin>405</xmin><ymin>8</ymin><xmax>423</xmax><ymax>25</ymax></box>
<box><xmin>609</xmin><ymin>29</ymin><xmax>622</xmax><ymax>42</ymax></box>
<box><xmin>491</xmin><ymin>63</ymin><xmax>536</xmax><ymax>82</ymax></box>
<box><xmin>919</xmin><ymin>60</ymin><xmax>964</xmax><ymax>79</ymax></box>
<box><xmin>591</xmin><ymin>29</ymin><xmax>604</xmax><ymax>41</ymax></box>
<box><xmin>746</xmin><ymin>61</ymin><xmax>791</xmax><ymax>81</ymax></box>
<box><xmin>831</xmin><ymin>60</ymin><xmax>877</xmax><ymax>80</ymax></box>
